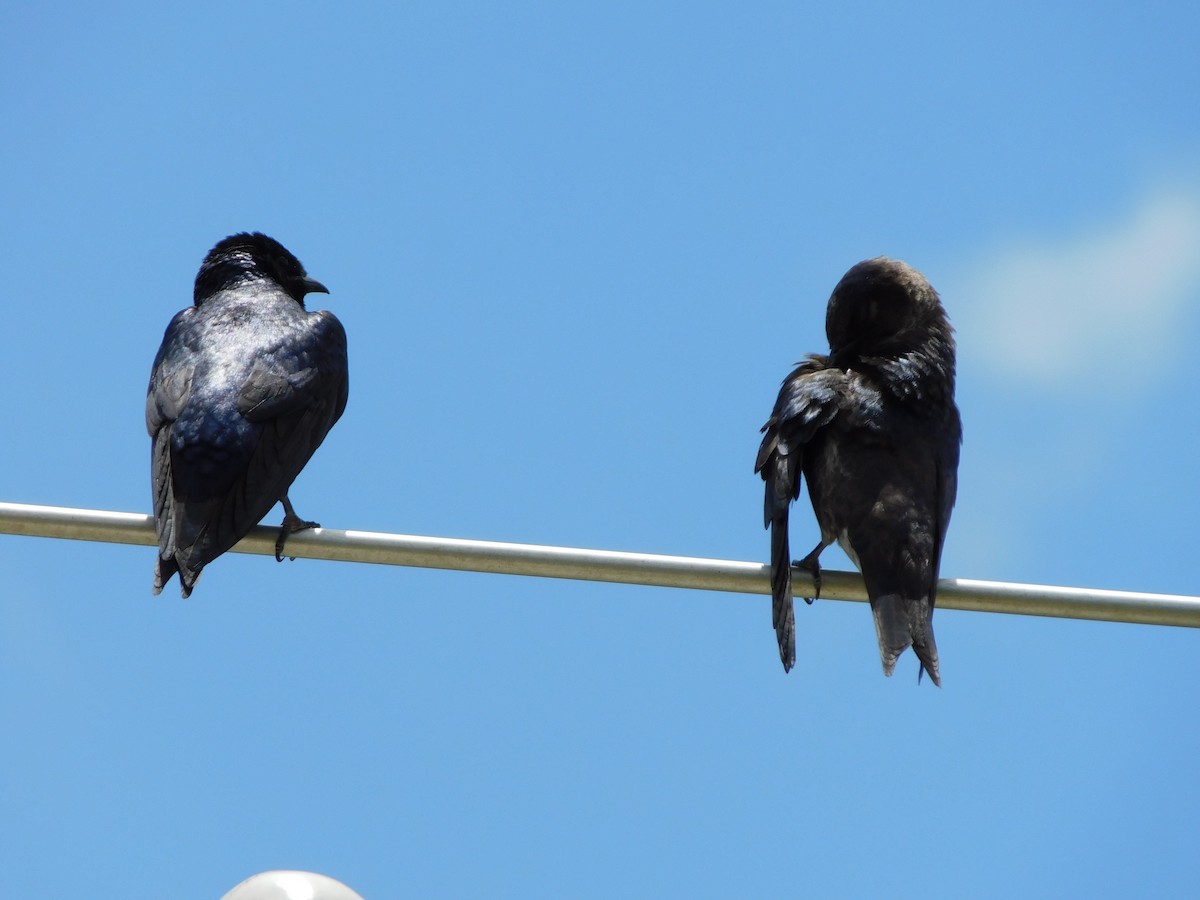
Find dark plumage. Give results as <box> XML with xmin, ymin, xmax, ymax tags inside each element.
<box><xmin>755</xmin><ymin>257</ymin><xmax>961</xmax><ymax>684</ymax></box>
<box><xmin>147</xmin><ymin>232</ymin><xmax>349</xmax><ymax>597</ymax></box>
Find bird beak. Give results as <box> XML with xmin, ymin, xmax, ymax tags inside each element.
<box><xmin>301</xmin><ymin>276</ymin><xmax>329</xmax><ymax>295</ymax></box>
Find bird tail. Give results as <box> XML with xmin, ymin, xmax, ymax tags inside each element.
<box><xmin>870</xmin><ymin>593</ymin><xmax>940</xmax><ymax>686</ymax></box>
<box><xmin>758</xmin><ymin>429</ymin><xmax>799</xmax><ymax>673</ymax></box>
<box><xmin>151</xmin><ymin>487</ymin><xmax>202</xmax><ymax>598</ymax></box>
<box><xmin>151</xmin><ymin>435</ymin><xmax>200</xmax><ymax>598</ymax></box>
<box><xmin>153</xmin><ymin>554</ymin><xmax>200</xmax><ymax>598</ymax></box>
<box><xmin>769</xmin><ymin>512</ymin><xmax>796</xmax><ymax>673</ymax></box>
<box><xmin>152</xmin><ymin>557</ymin><xmax>175</xmax><ymax>596</ymax></box>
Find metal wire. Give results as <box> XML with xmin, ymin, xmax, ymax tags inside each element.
<box><xmin>2</xmin><ymin>500</ymin><xmax>1197</xmax><ymax>628</ymax></box>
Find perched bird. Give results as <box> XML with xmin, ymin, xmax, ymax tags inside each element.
<box><xmin>755</xmin><ymin>257</ymin><xmax>961</xmax><ymax>684</ymax></box>
<box><xmin>147</xmin><ymin>232</ymin><xmax>349</xmax><ymax>597</ymax></box>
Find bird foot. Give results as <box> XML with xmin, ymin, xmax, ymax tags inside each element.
<box><xmin>794</xmin><ymin>549</ymin><xmax>823</xmax><ymax>604</ymax></box>
<box><xmin>275</xmin><ymin>512</ymin><xmax>319</xmax><ymax>561</ymax></box>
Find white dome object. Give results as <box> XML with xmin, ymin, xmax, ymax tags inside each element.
<box><xmin>220</xmin><ymin>870</ymin><xmax>365</xmax><ymax>900</ymax></box>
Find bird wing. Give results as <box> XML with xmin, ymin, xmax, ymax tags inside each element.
<box><xmin>755</xmin><ymin>356</ymin><xmax>846</xmax><ymax>671</ymax></box>
<box><xmin>146</xmin><ymin>309</ymin><xmax>199</xmax><ymax>590</ymax></box>
<box><xmin>148</xmin><ymin>309</ymin><xmax>347</xmax><ymax>589</ymax></box>
<box><xmin>755</xmin><ymin>358</ymin><xmax>845</xmax><ymax>514</ymax></box>
<box><xmin>146</xmin><ymin>309</ymin><xmax>197</xmax><ymax>438</ymax></box>
<box><xmin>206</xmin><ymin>309</ymin><xmax>348</xmax><ymax>552</ymax></box>
<box><xmin>930</xmin><ymin>407</ymin><xmax>962</xmax><ymax>603</ymax></box>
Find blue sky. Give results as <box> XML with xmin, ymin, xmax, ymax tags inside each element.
<box><xmin>2</xmin><ymin>2</ymin><xmax>1199</xmax><ymax>897</ymax></box>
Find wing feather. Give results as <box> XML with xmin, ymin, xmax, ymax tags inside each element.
<box><xmin>755</xmin><ymin>357</ymin><xmax>845</xmax><ymax>671</ymax></box>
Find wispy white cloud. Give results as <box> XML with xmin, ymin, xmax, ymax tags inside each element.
<box><xmin>953</xmin><ymin>184</ymin><xmax>1200</xmax><ymax>386</ymax></box>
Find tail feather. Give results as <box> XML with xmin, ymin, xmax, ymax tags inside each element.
<box><xmin>769</xmin><ymin>513</ymin><xmax>796</xmax><ymax>673</ymax></box>
<box><xmin>759</xmin><ymin>443</ymin><xmax>798</xmax><ymax>674</ymax></box>
<box><xmin>152</xmin><ymin>486</ymin><xmax>205</xmax><ymax>598</ymax></box>
<box><xmin>151</xmin><ymin>433</ymin><xmax>201</xmax><ymax>598</ymax></box>
<box><xmin>152</xmin><ymin>557</ymin><xmax>175</xmax><ymax>596</ymax></box>
<box><xmin>153</xmin><ymin>552</ymin><xmax>201</xmax><ymax>598</ymax></box>
<box><xmin>870</xmin><ymin>593</ymin><xmax>940</xmax><ymax>686</ymax></box>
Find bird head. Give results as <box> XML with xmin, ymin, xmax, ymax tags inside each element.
<box><xmin>824</xmin><ymin>257</ymin><xmax>952</xmax><ymax>364</ymax></box>
<box><xmin>193</xmin><ymin>232</ymin><xmax>328</xmax><ymax>307</ymax></box>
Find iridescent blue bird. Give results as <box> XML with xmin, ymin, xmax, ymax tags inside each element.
<box><xmin>147</xmin><ymin>233</ymin><xmax>349</xmax><ymax>596</ymax></box>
